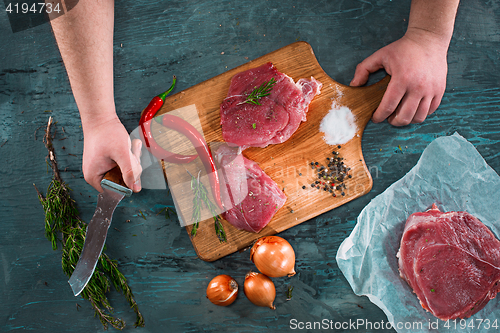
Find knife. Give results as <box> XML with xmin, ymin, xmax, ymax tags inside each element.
<box><xmin>68</xmin><ymin>166</ymin><xmax>132</xmax><ymax>296</ymax></box>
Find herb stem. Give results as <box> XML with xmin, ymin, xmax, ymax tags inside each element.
<box><xmin>35</xmin><ymin>117</ymin><xmax>144</xmax><ymax>330</ymax></box>
<box><xmin>239</xmin><ymin>77</ymin><xmax>277</xmax><ymax>106</ymax></box>
<box><xmin>187</xmin><ymin>170</ymin><xmax>227</xmax><ymax>242</ymax></box>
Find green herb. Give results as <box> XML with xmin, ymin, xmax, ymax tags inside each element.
<box><xmin>188</xmin><ymin>170</ymin><xmax>227</xmax><ymax>242</ymax></box>
<box><xmin>34</xmin><ymin>117</ymin><xmax>144</xmax><ymax>330</ymax></box>
<box><xmin>252</xmin><ymin>123</ymin><xmax>257</xmax><ymax>129</ymax></box>
<box><xmin>286</xmin><ymin>285</ymin><xmax>294</xmax><ymax>300</ymax></box>
<box><xmin>157</xmin><ymin>206</ymin><xmax>176</xmax><ymax>219</ymax></box>
<box><xmin>431</xmin><ymin>289</ymin><xmax>435</xmax><ymax>292</ymax></box>
<box><xmin>240</xmin><ymin>77</ymin><xmax>277</xmax><ymax>105</ymax></box>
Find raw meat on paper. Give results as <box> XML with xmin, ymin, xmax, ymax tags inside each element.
<box><xmin>220</xmin><ymin>62</ymin><xmax>322</xmax><ymax>150</ymax></box>
<box><xmin>397</xmin><ymin>204</ymin><xmax>500</xmax><ymax>321</ymax></box>
<box><xmin>216</xmin><ymin>145</ymin><xmax>286</xmax><ymax>233</ymax></box>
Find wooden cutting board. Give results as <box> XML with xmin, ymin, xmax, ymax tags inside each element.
<box><xmin>152</xmin><ymin>41</ymin><xmax>389</xmax><ymax>261</ymax></box>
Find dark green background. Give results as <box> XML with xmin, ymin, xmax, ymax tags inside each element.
<box><xmin>1</xmin><ymin>1</ymin><xmax>499</xmax><ymax>332</ymax></box>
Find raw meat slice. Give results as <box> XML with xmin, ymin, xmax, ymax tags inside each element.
<box><xmin>216</xmin><ymin>145</ymin><xmax>248</xmax><ymax>208</ymax></box>
<box><xmin>220</xmin><ymin>62</ymin><xmax>322</xmax><ymax>149</ymax></box>
<box><xmin>397</xmin><ymin>204</ymin><xmax>500</xmax><ymax>320</ymax></box>
<box><xmin>215</xmin><ymin>145</ymin><xmax>286</xmax><ymax>233</ymax></box>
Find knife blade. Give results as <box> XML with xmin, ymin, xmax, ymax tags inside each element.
<box><xmin>68</xmin><ymin>166</ymin><xmax>132</xmax><ymax>296</ymax></box>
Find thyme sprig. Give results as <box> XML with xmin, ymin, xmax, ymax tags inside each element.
<box><xmin>34</xmin><ymin>117</ymin><xmax>144</xmax><ymax>330</ymax></box>
<box><xmin>240</xmin><ymin>77</ymin><xmax>277</xmax><ymax>105</ymax></box>
<box><xmin>188</xmin><ymin>170</ymin><xmax>227</xmax><ymax>242</ymax></box>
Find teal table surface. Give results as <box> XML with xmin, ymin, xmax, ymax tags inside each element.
<box><xmin>1</xmin><ymin>1</ymin><xmax>499</xmax><ymax>332</ymax></box>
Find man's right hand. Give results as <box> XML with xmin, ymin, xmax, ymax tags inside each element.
<box><xmin>82</xmin><ymin>116</ymin><xmax>142</xmax><ymax>193</ymax></box>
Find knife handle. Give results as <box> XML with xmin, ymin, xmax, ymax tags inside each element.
<box><xmin>103</xmin><ymin>166</ymin><xmax>127</xmax><ymax>187</ymax></box>
<box><xmin>101</xmin><ymin>166</ymin><xmax>133</xmax><ymax>197</ymax></box>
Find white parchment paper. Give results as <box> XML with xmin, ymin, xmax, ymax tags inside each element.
<box><xmin>336</xmin><ymin>133</ymin><xmax>500</xmax><ymax>333</ymax></box>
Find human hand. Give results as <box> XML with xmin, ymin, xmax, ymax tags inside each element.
<box><xmin>82</xmin><ymin>116</ymin><xmax>142</xmax><ymax>192</ymax></box>
<box><xmin>350</xmin><ymin>29</ymin><xmax>449</xmax><ymax>126</ymax></box>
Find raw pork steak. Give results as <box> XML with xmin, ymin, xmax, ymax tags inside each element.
<box><xmin>220</xmin><ymin>62</ymin><xmax>322</xmax><ymax>149</ymax></box>
<box><xmin>397</xmin><ymin>204</ymin><xmax>500</xmax><ymax>320</ymax></box>
<box><xmin>215</xmin><ymin>145</ymin><xmax>286</xmax><ymax>233</ymax></box>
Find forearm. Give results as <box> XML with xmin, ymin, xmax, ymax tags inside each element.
<box><xmin>49</xmin><ymin>0</ymin><xmax>116</xmax><ymax>132</ymax></box>
<box><xmin>407</xmin><ymin>0</ymin><xmax>460</xmax><ymax>46</ymax></box>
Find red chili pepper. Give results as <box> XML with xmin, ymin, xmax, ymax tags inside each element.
<box><xmin>138</xmin><ymin>78</ymin><xmax>222</xmax><ymax>210</ymax></box>
<box><xmin>139</xmin><ymin>76</ymin><xmax>197</xmax><ymax>163</ymax></box>
<box><xmin>160</xmin><ymin>114</ymin><xmax>223</xmax><ymax>211</ymax></box>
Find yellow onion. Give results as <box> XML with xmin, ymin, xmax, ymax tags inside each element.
<box><xmin>250</xmin><ymin>236</ymin><xmax>296</xmax><ymax>277</ymax></box>
<box><xmin>244</xmin><ymin>271</ymin><xmax>276</xmax><ymax>309</ymax></box>
<box><xmin>206</xmin><ymin>274</ymin><xmax>238</xmax><ymax>306</ymax></box>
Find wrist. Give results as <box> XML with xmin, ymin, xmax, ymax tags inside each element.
<box><xmin>406</xmin><ymin>0</ymin><xmax>459</xmax><ymax>50</ymax></box>
<box><xmin>79</xmin><ymin>105</ymin><xmax>121</xmax><ymax>136</ymax></box>
<box><xmin>404</xmin><ymin>27</ymin><xmax>452</xmax><ymax>51</ymax></box>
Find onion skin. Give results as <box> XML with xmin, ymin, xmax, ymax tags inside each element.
<box><xmin>206</xmin><ymin>274</ymin><xmax>238</xmax><ymax>306</ymax></box>
<box><xmin>244</xmin><ymin>272</ymin><xmax>276</xmax><ymax>309</ymax></box>
<box><xmin>250</xmin><ymin>236</ymin><xmax>296</xmax><ymax>278</ymax></box>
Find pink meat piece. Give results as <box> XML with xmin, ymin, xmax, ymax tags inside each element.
<box><xmin>220</xmin><ymin>62</ymin><xmax>322</xmax><ymax>150</ymax></box>
<box><xmin>397</xmin><ymin>204</ymin><xmax>500</xmax><ymax>320</ymax></box>
<box><xmin>215</xmin><ymin>145</ymin><xmax>248</xmax><ymax>208</ymax></box>
<box><xmin>215</xmin><ymin>145</ymin><xmax>286</xmax><ymax>233</ymax></box>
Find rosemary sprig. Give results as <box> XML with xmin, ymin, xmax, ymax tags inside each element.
<box><xmin>34</xmin><ymin>117</ymin><xmax>144</xmax><ymax>330</ymax></box>
<box><xmin>189</xmin><ymin>172</ymin><xmax>203</xmax><ymax>235</ymax></box>
<box><xmin>188</xmin><ymin>170</ymin><xmax>227</xmax><ymax>242</ymax></box>
<box><xmin>240</xmin><ymin>77</ymin><xmax>277</xmax><ymax>105</ymax></box>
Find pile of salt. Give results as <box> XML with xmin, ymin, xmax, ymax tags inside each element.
<box><xmin>319</xmin><ymin>101</ymin><xmax>357</xmax><ymax>145</ymax></box>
